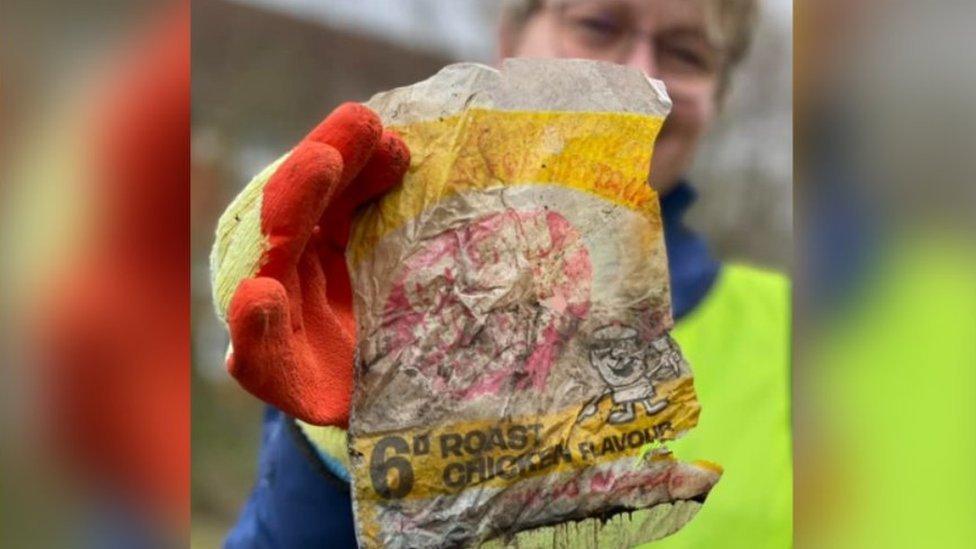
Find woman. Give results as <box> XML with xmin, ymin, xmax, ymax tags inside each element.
<box><xmin>220</xmin><ymin>1</ymin><xmax>789</xmax><ymax>546</ymax></box>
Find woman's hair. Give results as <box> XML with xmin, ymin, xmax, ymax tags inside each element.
<box><xmin>499</xmin><ymin>0</ymin><xmax>759</xmax><ymax>98</ymax></box>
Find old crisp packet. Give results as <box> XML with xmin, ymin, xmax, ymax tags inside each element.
<box><xmin>346</xmin><ymin>59</ymin><xmax>721</xmax><ymax>548</ymax></box>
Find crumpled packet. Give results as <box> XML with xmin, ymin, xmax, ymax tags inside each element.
<box><xmin>347</xmin><ymin>59</ymin><xmax>720</xmax><ymax>548</ymax></box>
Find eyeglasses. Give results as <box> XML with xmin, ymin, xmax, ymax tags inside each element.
<box><xmin>549</xmin><ymin>1</ymin><xmax>723</xmax><ymax>81</ymax></box>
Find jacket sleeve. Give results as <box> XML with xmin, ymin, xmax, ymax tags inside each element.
<box><xmin>224</xmin><ymin>407</ymin><xmax>358</xmax><ymax>548</ymax></box>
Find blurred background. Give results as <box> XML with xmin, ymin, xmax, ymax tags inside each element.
<box><xmin>2</xmin><ymin>1</ymin><xmax>189</xmax><ymax>546</ymax></box>
<box><xmin>191</xmin><ymin>0</ymin><xmax>792</xmax><ymax>543</ymax></box>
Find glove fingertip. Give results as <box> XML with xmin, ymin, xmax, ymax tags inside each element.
<box><xmin>259</xmin><ymin>142</ymin><xmax>344</xmax><ymax>278</ymax></box>
<box><xmin>226</xmin><ymin>278</ymin><xmax>296</xmax><ymax>397</ymax></box>
<box><xmin>349</xmin><ymin>130</ymin><xmax>412</xmax><ymax>206</ymax></box>
<box><xmin>381</xmin><ymin>129</ymin><xmax>411</xmax><ymax>181</ymax></box>
<box><xmin>228</xmin><ymin>277</ymin><xmax>290</xmax><ymax>346</ymax></box>
<box><xmin>307</xmin><ymin>103</ymin><xmax>383</xmax><ymax>182</ymax></box>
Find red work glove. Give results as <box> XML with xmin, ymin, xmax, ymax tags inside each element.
<box><xmin>226</xmin><ymin>103</ymin><xmax>409</xmax><ymax>427</ymax></box>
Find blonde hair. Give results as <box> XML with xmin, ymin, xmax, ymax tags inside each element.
<box><xmin>500</xmin><ymin>0</ymin><xmax>759</xmax><ymax>98</ymax></box>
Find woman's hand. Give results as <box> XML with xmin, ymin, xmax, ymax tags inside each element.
<box><xmin>225</xmin><ymin>103</ymin><xmax>409</xmax><ymax>427</ymax></box>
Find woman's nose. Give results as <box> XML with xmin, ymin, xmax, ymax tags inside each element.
<box><xmin>622</xmin><ymin>39</ymin><xmax>658</xmax><ymax>80</ymax></box>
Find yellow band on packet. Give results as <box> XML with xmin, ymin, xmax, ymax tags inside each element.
<box><xmin>348</xmin><ymin>59</ymin><xmax>720</xmax><ymax>548</ymax></box>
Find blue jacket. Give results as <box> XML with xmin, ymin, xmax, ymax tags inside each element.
<box><xmin>225</xmin><ymin>183</ymin><xmax>722</xmax><ymax>548</ymax></box>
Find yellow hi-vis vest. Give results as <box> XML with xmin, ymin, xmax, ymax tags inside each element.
<box><xmin>296</xmin><ymin>263</ymin><xmax>792</xmax><ymax>548</ymax></box>
<box><xmin>648</xmin><ymin>263</ymin><xmax>792</xmax><ymax>548</ymax></box>
<box><xmin>803</xmin><ymin>236</ymin><xmax>976</xmax><ymax>549</ymax></box>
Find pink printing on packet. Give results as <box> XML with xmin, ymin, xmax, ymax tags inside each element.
<box><xmin>381</xmin><ymin>209</ymin><xmax>592</xmax><ymax>400</ymax></box>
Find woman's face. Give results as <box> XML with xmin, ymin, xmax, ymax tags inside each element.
<box><xmin>503</xmin><ymin>0</ymin><xmax>723</xmax><ymax>193</ymax></box>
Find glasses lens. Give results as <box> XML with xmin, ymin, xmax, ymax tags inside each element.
<box><xmin>556</xmin><ymin>2</ymin><xmax>633</xmax><ymax>61</ymax></box>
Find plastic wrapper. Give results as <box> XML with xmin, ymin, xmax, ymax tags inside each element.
<box><xmin>347</xmin><ymin>59</ymin><xmax>721</xmax><ymax>548</ymax></box>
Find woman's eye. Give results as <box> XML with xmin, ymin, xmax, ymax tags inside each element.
<box><xmin>579</xmin><ymin>17</ymin><xmax>620</xmax><ymax>34</ymax></box>
<box><xmin>662</xmin><ymin>46</ymin><xmax>709</xmax><ymax>71</ymax></box>
<box><xmin>571</xmin><ymin>15</ymin><xmax>624</xmax><ymax>44</ymax></box>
